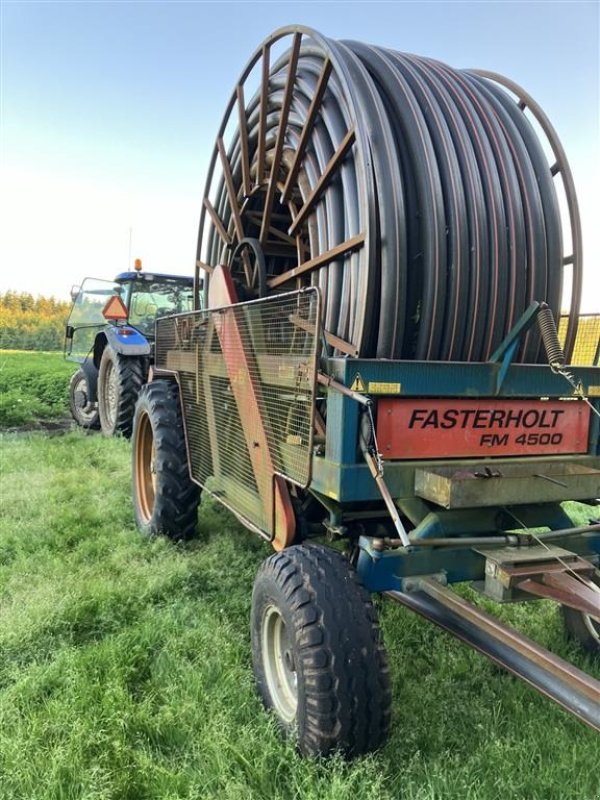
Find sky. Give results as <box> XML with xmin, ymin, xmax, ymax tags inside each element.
<box><xmin>1</xmin><ymin>0</ymin><xmax>598</xmax><ymax>310</ymax></box>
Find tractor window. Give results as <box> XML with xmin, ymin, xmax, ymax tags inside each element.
<box><xmin>69</xmin><ymin>278</ymin><xmax>126</xmax><ymax>324</ymax></box>
<box><xmin>128</xmin><ymin>279</ymin><xmax>194</xmax><ymax>336</ymax></box>
<box><xmin>67</xmin><ymin>278</ymin><xmax>128</xmax><ymax>361</ymax></box>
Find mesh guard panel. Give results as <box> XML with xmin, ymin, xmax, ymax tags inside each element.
<box><xmin>155</xmin><ymin>288</ymin><xmax>320</xmax><ymax>537</ymax></box>
<box><xmin>559</xmin><ymin>314</ymin><xmax>600</xmax><ymax>366</ymax></box>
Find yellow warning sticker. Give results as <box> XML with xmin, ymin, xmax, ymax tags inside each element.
<box><xmin>351</xmin><ymin>374</ymin><xmax>366</xmax><ymax>392</ymax></box>
<box><xmin>368</xmin><ymin>382</ymin><xmax>402</xmax><ymax>394</ymax></box>
<box><xmin>587</xmin><ymin>386</ymin><xmax>600</xmax><ymax>396</ymax></box>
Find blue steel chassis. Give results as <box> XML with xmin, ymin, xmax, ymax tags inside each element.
<box><xmin>310</xmin><ymin>358</ymin><xmax>600</xmax><ymax>594</ymax></box>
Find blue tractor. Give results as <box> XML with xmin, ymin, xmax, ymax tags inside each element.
<box><xmin>65</xmin><ymin>261</ymin><xmax>195</xmax><ymax>437</ymax></box>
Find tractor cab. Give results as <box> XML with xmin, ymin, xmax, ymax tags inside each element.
<box><xmin>113</xmin><ymin>270</ymin><xmax>195</xmax><ymax>338</ymax></box>
<box><xmin>64</xmin><ymin>263</ymin><xmax>196</xmax><ymax>437</ymax></box>
<box><xmin>66</xmin><ymin>270</ymin><xmax>195</xmax><ymax>361</ymax></box>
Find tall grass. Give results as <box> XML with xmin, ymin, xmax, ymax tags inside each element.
<box><xmin>1</xmin><ymin>430</ymin><xmax>599</xmax><ymax>800</ymax></box>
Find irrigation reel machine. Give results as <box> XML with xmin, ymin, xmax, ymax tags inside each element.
<box><xmin>131</xmin><ymin>27</ymin><xmax>600</xmax><ymax>756</ymax></box>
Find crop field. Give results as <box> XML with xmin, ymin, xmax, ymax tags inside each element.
<box><xmin>1</xmin><ymin>353</ymin><xmax>599</xmax><ymax>799</ymax></box>
<box><xmin>0</xmin><ymin>350</ymin><xmax>73</xmax><ymax>428</ymax></box>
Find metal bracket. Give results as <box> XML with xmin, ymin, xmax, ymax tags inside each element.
<box><xmin>488</xmin><ymin>302</ymin><xmax>541</xmax><ymax>393</ymax></box>
<box><xmin>474</xmin><ymin>543</ymin><xmax>600</xmax><ymax>614</ymax></box>
<box><xmin>401</xmin><ymin>572</ymin><xmax>448</xmax><ymax>593</ymax></box>
<box><xmin>517</xmin><ymin>572</ymin><xmax>600</xmax><ymax>618</ymax></box>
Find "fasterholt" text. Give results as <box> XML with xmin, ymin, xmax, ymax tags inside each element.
<box><xmin>408</xmin><ymin>407</ymin><xmax>565</xmax><ymax>430</ymax></box>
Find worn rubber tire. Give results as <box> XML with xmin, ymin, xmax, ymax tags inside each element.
<box><xmin>98</xmin><ymin>346</ymin><xmax>145</xmax><ymax>438</ymax></box>
<box><xmin>132</xmin><ymin>380</ymin><xmax>200</xmax><ymax>541</ymax></box>
<box><xmin>68</xmin><ymin>369</ymin><xmax>100</xmax><ymax>429</ymax></box>
<box><xmin>561</xmin><ymin>576</ymin><xmax>600</xmax><ymax>656</ymax></box>
<box><xmin>251</xmin><ymin>543</ymin><xmax>392</xmax><ymax>758</ymax></box>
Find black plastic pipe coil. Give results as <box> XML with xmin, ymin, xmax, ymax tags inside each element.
<box><xmin>198</xmin><ymin>27</ymin><xmax>580</xmax><ymax>363</ymax></box>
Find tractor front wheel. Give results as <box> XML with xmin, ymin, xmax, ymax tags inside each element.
<box><xmin>132</xmin><ymin>380</ymin><xmax>200</xmax><ymax>541</ymax></box>
<box><xmin>68</xmin><ymin>369</ymin><xmax>100</xmax><ymax>429</ymax></box>
<box><xmin>98</xmin><ymin>346</ymin><xmax>145</xmax><ymax>438</ymax></box>
<box><xmin>251</xmin><ymin>543</ymin><xmax>392</xmax><ymax>757</ymax></box>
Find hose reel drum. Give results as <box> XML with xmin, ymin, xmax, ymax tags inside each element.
<box><xmin>196</xmin><ymin>26</ymin><xmax>582</xmax><ymax>364</ymax></box>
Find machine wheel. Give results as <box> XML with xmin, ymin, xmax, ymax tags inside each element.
<box><xmin>561</xmin><ymin>576</ymin><xmax>600</xmax><ymax>656</ymax></box>
<box><xmin>251</xmin><ymin>543</ymin><xmax>392</xmax><ymax>757</ymax></box>
<box><xmin>132</xmin><ymin>380</ymin><xmax>200</xmax><ymax>541</ymax></box>
<box><xmin>68</xmin><ymin>369</ymin><xmax>100</xmax><ymax>429</ymax></box>
<box><xmin>98</xmin><ymin>346</ymin><xmax>145</xmax><ymax>438</ymax></box>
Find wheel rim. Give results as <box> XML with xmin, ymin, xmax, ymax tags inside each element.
<box><xmin>230</xmin><ymin>238</ymin><xmax>267</xmax><ymax>300</ymax></box>
<box><xmin>72</xmin><ymin>373</ymin><xmax>97</xmax><ymax>424</ymax></box>
<box><xmin>583</xmin><ymin>597</ymin><xmax>600</xmax><ymax>643</ymax></box>
<box><xmin>135</xmin><ymin>411</ymin><xmax>156</xmax><ymax>523</ymax></box>
<box><xmin>262</xmin><ymin>605</ymin><xmax>298</xmax><ymax>724</ymax></box>
<box><xmin>102</xmin><ymin>359</ymin><xmax>118</xmax><ymax>428</ymax></box>
<box><xmin>583</xmin><ymin>580</ymin><xmax>600</xmax><ymax>644</ymax></box>
<box><xmin>583</xmin><ymin>614</ymin><xmax>600</xmax><ymax>643</ymax></box>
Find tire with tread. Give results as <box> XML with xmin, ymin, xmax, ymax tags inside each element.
<box><xmin>132</xmin><ymin>380</ymin><xmax>200</xmax><ymax>541</ymax></box>
<box><xmin>251</xmin><ymin>543</ymin><xmax>392</xmax><ymax>757</ymax></box>
<box><xmin>98</xmin><ymin>346</ymin><xmax>145</xmax><ymax>438</ymax></box>
<box><xmin>561</xmin><ymin>576</ymin><xmax>600</xmax><ymax>656</ymax></box>
<box><xmin>68</xmin><ymin>369</ymin><xmax>100</xmax><ymax>429</ymax></box>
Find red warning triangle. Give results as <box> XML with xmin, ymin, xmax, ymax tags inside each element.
<box><xmin>102</xmin><ymin>295</ymin><xmax>128</xmax><ymax>321</ymax></box>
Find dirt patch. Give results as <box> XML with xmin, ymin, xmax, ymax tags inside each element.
<box><xmin>2</xmin><ymin>418</ymin><xmax>77</xmax><ymax>437</ymax></box>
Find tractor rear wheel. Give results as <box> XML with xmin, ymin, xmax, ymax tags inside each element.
<box><xmin>132</xmin><ymin>380</ymin><xmax>200</xmax><ymax>541</ymax></box>
<box><xmin>561</xmin><ymin>576</ymin><xmax>600</xmax><ymax>656</ymax></box>
<box><xmin>98</xmin><ymin>346</ymin><xmax>145</xmax><ymax>438</ymax></box>
<box><xmin>251</xmin><ymin>543</ymin><xmax>392</xmax><ymax>757</ymax></box>
<box><xmin>68</xmin><ymin>369</ymin><xmax>100</xmax><ymax>429</ymax></box>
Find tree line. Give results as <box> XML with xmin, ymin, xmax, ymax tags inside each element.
<box><xmin>0</xmin><ymin>292</ymin><xmax>71</xmax><ymax>351</ymax></box>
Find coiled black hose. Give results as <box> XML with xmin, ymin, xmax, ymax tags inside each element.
<box><xmin>196</xmin><ymin>26</ymin><xmax>582</xmax><ymax>363</ymax></box>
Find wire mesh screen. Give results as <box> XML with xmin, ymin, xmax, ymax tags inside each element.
<box><xmin>155</xmin><ymin>288</ymin><xmax>320</xmax><ymax>536</ymax></box>
<box><xmin>559</xmin><ymin>314</ymin><xmax>600</xmax><ymax>366</ymax></box>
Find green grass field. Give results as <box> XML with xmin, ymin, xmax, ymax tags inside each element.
<box><xmin>0</xmin><ymin>350</ymin><xmax>74</xmax><ymax>427</ymax></box>
<box><xmin>1</xmin><ymin>431</ymin><xmax>599</xmax><ymax>799</ymax></box>
<box><xmin>1</xmin><ymin>352</ymin><xmax>599</xmax><ymax>799</ymax></box>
